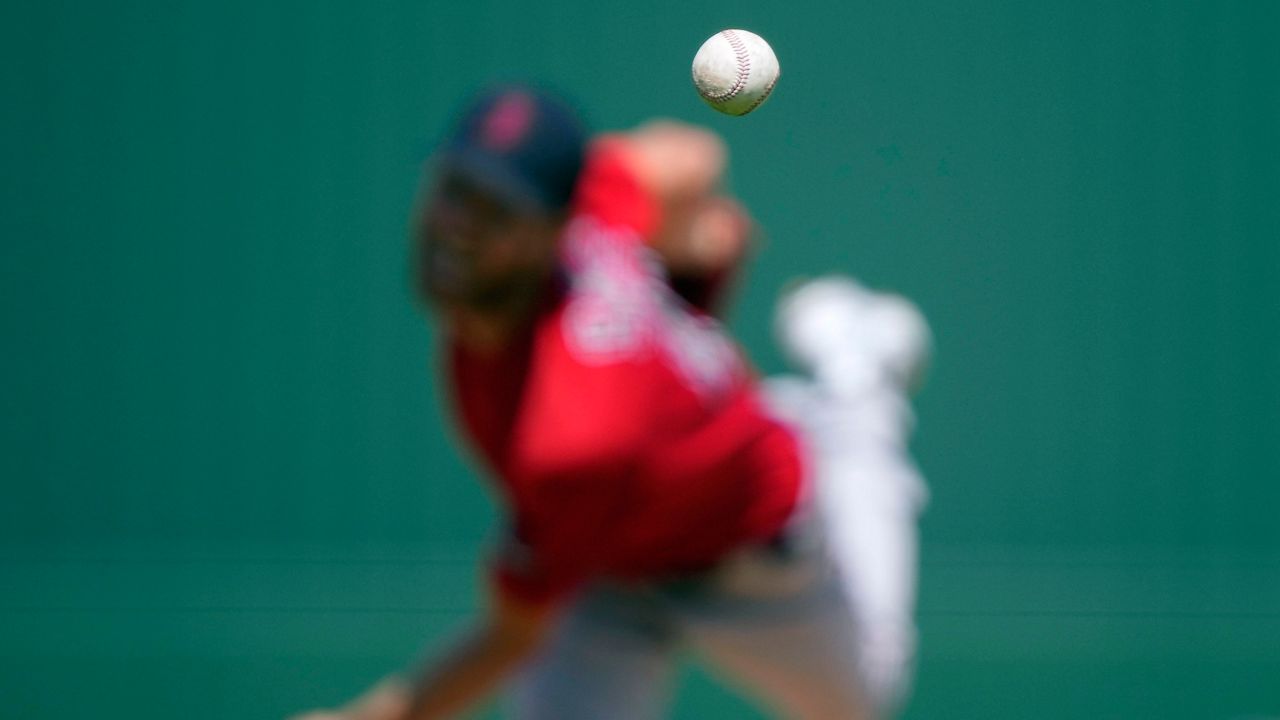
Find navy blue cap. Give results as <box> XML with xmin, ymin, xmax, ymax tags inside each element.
<box><xmin>437</xmin><ymin>84</ymin><xmax>588</xmax><ymax>213</ymax></box>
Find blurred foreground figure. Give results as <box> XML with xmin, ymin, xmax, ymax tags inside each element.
<box><xmin>292</xmin><ymin>83</ymin><xmax>929</xmax><ymax>720</ymax></box>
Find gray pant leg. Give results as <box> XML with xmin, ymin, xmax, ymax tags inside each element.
<box><xmin>666</xmin><ymin>513</ymin><xmax>876</xmax><ymax>720</ymax></box>
<box><xmin>508</xmin><ymin>584</ymin><xmax>678</xmax><ymax>720</ymax></box>
<box><xmin>762</xmin><ymin>375</ymin><xmax>925</xmax><ymax>716</ymax></box>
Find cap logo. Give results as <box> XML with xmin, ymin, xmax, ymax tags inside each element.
<box><xmin>480</xmin><ymin>91</ymin><xmax>535</xmax><ymax>151</ymax></box>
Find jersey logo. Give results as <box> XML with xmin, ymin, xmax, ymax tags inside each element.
<box><xmin>657</xmin><ymin>298</ymin><xmax>741</xmax><ymax>398</ymax></box>
<box><xmin>561</xmin><ymin>217</ymin><xmax>743</xmax><ymax>397</ymax></box>
<box><xmin>561</xmin><ymin>217</ymin><xmax>650</xmax><ymax>361</ymax></box>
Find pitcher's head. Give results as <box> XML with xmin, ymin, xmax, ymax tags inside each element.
<box><xmin>415</xmin><ymin>85</ymin><xmax>587</xmax><ymax>307</ymax></box>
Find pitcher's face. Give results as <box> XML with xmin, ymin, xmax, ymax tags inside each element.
<box><xmin>417</xmin><ymin>170</ymin><xmax>560</xmax><ymax>309</ymax></box>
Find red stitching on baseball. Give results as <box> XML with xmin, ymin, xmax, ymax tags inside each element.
<box><xmin>702</xmin><ymin>29</ymin><xmax>751</xmax><ymax>102</ymax></box>
<box><xmin>742</xmin><ymin>71</ymin><xmax>777</xmax><ymax>113</ymax></box>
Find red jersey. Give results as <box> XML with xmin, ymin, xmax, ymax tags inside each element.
<box><xmin>448</xmin><ymin>138</ymin><xmax>804</xmax><ymax>605</ymax></box>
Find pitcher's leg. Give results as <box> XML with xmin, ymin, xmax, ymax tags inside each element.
<box><xmin>508</xmin><ymin>584</ymin><xmax>678</xmax><ymax>720</ymax></box>
<box><xmin>671</xmin><ymin>516</ymin><xmax>876</xmax><ymax>720</ymax></box>
<box><xmin>769</xmin><ymin>274</ymin><xmax>930</xmax><ymax>717</ymax></box>
<box><xmin>821</xmin><ymin>456</ymin><xmax>923</xmax><ymax>714</ymax></box>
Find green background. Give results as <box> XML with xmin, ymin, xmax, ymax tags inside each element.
<box><xmin>3</xmin><ymin>1</ymin><xmax>1278</xmax><ymax>718</ymax></box>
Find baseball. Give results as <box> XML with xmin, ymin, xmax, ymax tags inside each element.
<box><xmin>691</xmin><ymin>29</ymin><xmax>780</xmax><ymax>116</ymax></box>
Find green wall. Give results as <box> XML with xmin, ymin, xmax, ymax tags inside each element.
<box><xmin>3</xmin><ymin>2</ymin><xmax>1277</xmax><ymax>718</ymax></box>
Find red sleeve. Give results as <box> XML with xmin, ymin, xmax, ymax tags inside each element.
<box><xmin>573</xmin><ymin>138</ymin><xmax>748</xmax><ymax>318</ymax></box>
<box><xmin>571</xmin><ymin>137</ymin><xmax>661</xmax><ymax>239</ymax></box>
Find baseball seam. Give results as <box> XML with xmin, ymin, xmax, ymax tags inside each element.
<box><xmin>702</xmin><ymin>29</ymin><xmax>751</xmax><ymax>103</ymax></box>
<box><xmin>742</xmin><ymin>71</ymin><xmax>778</xmax><ymax>114</ymax></box>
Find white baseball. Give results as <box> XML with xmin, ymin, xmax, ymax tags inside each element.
<box><xmin>691</xmin><ymin>29</ymin><xmax>780</xmax><ymax>116</ymax></box>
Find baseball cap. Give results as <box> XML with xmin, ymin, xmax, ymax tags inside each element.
<box><xmin>435</xmin><ymin>84</ymin><xmax>588</xmax><ymax>213</ymax></box>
